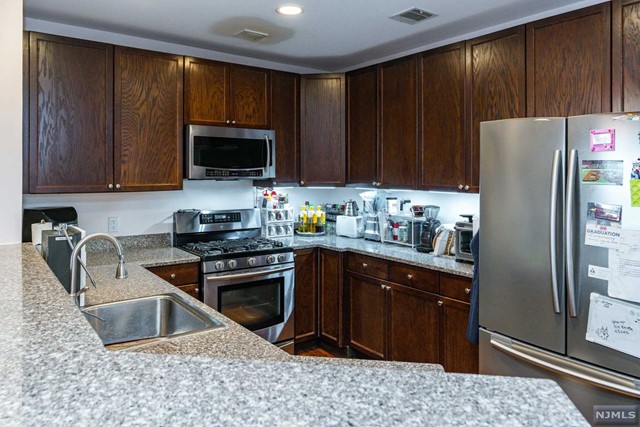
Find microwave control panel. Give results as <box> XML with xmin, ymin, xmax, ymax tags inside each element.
<box><xmin>200</xmin><ymin>212</ymin><xmax>241</xmax><ymax>224</ymax></box>
<box><xmin>205</xmin><ymin>169</ymin><xmax>262</xmax><ymax>177</ymax></box>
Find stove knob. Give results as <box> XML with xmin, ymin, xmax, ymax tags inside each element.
<box><xmin>266</xmin><ymin>255</ymin><xmax>276</xmax><ymax>264</ymax></box>
<box><xmin>228</xmin><ymin>259</ymin><xmax>237</xmax><ymax>269</ymax></box>
<box><xmin>247</xmin><ymin>257</ymin><xmax>257</xmax><ymax>266</ymax></box>
<box><xmin>214</xmin><ymin>261</ymin><xmax>225</xmax><ymax>271</ymax></box>
<box><xmin>277</xmin><ymin>254</ymin><xmax>287</xmax><ymax>262</ymax></box>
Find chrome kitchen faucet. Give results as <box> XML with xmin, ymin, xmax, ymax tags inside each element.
<box><xmin>69</xmin><ymin>232</ymin><xmax>128</xmax><ymax>307</ymax></box>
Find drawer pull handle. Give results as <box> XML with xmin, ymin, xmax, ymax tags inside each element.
<box><xmin>380</xmin><ymin>284</ymin><xmax>385</xmax><ymax>290</ymax></box>
<box><xmin>170</xmin><ymin>273</ymin><xmax>176</xmax><ymax>279</ymax></box>
<box><xmin>362</xmin><ymin>263</ymin><xmax>368</xmax><ymax>268</ymax></box>
<box><xmin>464</xmin><ymin>287</ymin><xmax>471</xmax><ymax>294</ymax></box>
<box><xmin>437</xmin><ymin>300</ymin><xmax>443</xmax><ymax>306</ymax></box>
<box><xmin>407</xmin><ymin>274</ymin><xmax>413</xmax><ymax>280</ymax></box>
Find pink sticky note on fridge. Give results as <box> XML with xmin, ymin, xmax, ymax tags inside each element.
<box><xmin>590</xmin><ymin>129</ymin><xmax>615</xmax><ymax>152</ymax></box>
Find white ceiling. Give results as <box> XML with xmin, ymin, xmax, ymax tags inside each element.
<box><xmin>24</xmin><ymin>0</ymin><xmax>601</xmax><ymax>72</ymax></box>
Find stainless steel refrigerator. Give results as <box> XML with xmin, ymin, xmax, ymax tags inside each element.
<box><xmin>478</xmin><ymin>114</ymin><xmax>640</xmax><ymax>420</ymax></box>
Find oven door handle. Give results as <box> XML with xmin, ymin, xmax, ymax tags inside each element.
<box><xmin>206</xmin><ymin>265</ymin><xmax>294</xmax><ymax>281</ymax></box>
<box><xmin>264</xmin><ymin>134</ymin><xmax>271</xmax><ymax>172</ymax></box>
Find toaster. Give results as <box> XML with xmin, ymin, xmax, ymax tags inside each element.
<box><xmin>336</xmin><ymin>215</ymin><xmax>364</xmax><ymax>238</ymax></box>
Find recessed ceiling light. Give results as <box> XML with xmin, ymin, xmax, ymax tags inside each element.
<box><xmin>276</xmin><ymin>4</ymin><xmax>304</xmax><ymax>16</ymax></box>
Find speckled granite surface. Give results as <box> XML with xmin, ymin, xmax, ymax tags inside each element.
<box><xmin>293</xmin><ymin>234</ymin><xmax>474</xmax><ymax>278</ymax></box>
<box><xmin>0</xmin><ymin>243</ymin><xmax>589</xmax><ymax>426</ymax></box>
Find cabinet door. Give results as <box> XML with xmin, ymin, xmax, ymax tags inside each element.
<box><xmin>346</xmin><ymin>66</ymin><xmax>378</xmax><ymax>186</ymax></box>
<box><xmin>379</xmin><ymin>55</ymin><xmax>417</xmax><ymax>188</ymax></box>
<box><xmin>419</xmin><ymin>44</ymin><xmax>465</xmax><ymax>192</ymax></box>
<box><xmin>319</xmin><ymin>249</ymin><xmax>344</xmax><ymax>347</ymax></box>
<box><xmin>184</xmin><ymin>57</ymin><xmax>228</xmax><ymax>125</ymax></box>
<box><xmin>294</xmin><ymin>248</ymin><xmax>318</xmax><ymax>343</ymax></box>
<box><xmin>389</xmin><ymin>283</ymin><xmax>440</xmax><ymax>363</ymax></box>
<box><xmin>271</xmin><ymin>71</ymin><xmax>299</xmax><ymax>184</ymax></box>
<box><xmin>28</xmin><ymin>33</ymin><xmax>113</xmax><ymax>193</ymax></box>
<box><xmin>526</xmin><ymin>3</ymin><xmax>611</xmax><ymax>116</ymax></box>
<box><xmin>300</xmin><ymin>74</ymin><xmax>345</xmax><ymax>186</ymax></box>
<box><xmin>466</xmin><ymin>27</ymin><xmax>526</xmax><ymax>193</ymax></box>
<box><xmin>114</xmin><ymin>47</ymin><xmax>183</xmax><ymax>191</ymax></box>
<box><xmin>229</xmin><ymin>65</ymin><xmax>270</xmax><ymax>128</ymax></box>
<box><xmin>439</xmin><ymin>296</ymin><xmax>479</xmax><ymax>374</ymax></box>
<box><xmin>613</xmin><ymin>0</ymin><xmax>640</xmax><ymax>111</ymax></box>
<box><xmin>348</xmin><ymin>272</ymin><xmax>387</xmax><ymax>359</ymax></box>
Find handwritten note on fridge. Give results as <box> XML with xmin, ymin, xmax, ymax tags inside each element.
<box><xmin>608</xmin><ymin>229</ymin><xmax>640</xmax><ymax>303</ymax></box>
<box><xmin>586</xmin><ymin>293</ymin><xmax>640</xmax><ymax>359</ymax></box>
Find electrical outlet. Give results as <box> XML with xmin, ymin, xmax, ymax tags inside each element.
<box><xmin>108</xmin><ymin>216</ymin><xmax>119</xmax><ymax>234</ymax></box>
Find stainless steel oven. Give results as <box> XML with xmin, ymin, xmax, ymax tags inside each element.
<box><xmin>204</xmin><ymin>263</ymin><xmax>294</xmax><ymax>353</ymax></box>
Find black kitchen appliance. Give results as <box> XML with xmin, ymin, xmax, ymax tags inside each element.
<box><xmin>173</xmin><ymin>208</ymin><xmax>294</xmax><ymax>353</ymax></box>
<box><xmin>415</xmin><ymin>205</ymin><xmax>441</xmax><ymax>253</ymax></box>
<box><xmin>22</xmin><ymin>207</ymin><xmax>78</xmax><ymax>242</ymax></box>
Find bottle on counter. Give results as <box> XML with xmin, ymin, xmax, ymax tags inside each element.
<box><xmin>316</xmin><ymin>205</ymin><xmax>325</xmax><ymax>233</ymax></box>
<box><xmin>308</xmin><ymin>206</ymin><xmax>316</xmax><ymax>233</ymax></box>
<box><xmin>299</xmin><ymin>206</ymin><xmax>308</xmax><ymax>233</ymax></box>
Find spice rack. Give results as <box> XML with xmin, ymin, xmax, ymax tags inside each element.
<box><xmin>260</xmin><ymin>208</ymin><xmax>294</xmax><ymax>238</ymax></box>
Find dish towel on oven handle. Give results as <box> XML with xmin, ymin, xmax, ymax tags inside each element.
<box><xmin>465</xmin><ymin>230</ymin><xmax>479</xmax><ymax>345</ymax></box>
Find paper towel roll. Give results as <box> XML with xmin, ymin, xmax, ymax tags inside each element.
<box><xmin>31</xmin><ymin>222</ymin><xmax>53</xmax><ymax>246</ymax></box>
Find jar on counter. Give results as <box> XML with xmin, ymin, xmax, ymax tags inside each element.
<box><xmin>398</xmin><ymin>225</ymin><xmax>408</xmax><ymax>242</ymax></box>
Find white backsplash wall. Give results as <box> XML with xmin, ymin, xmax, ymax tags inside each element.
<box><xmin>276</xmin><ymin>187</ymin><xmax>479</xmax><ymax>226</ymax></box>
<box><xmin>23</xmin><ymin>180</ymin><xmax>255</xmax><ymax>236</ymax></box>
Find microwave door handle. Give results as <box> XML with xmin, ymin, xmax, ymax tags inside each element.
<box><xmin>264</xmin><ymin>134</ymin><xmax>271</xmax><ymax>172</ymax></box>
<box><xmin>207</xmin><ymin>265</ymin><xmax>294</xmax><ymax>281</ymax></box>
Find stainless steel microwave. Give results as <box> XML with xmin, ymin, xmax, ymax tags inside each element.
<box><xmin>185</xmin><ymin>125</ymin><xmax>275</xmax><ymax>180</ymax></box>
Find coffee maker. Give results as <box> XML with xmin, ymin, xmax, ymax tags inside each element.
<box><xmin>416</xmin><ymin>205</ymin><xmax>441</xmax><ymax>253</ymax></box>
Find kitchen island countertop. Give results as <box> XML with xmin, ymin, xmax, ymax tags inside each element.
<box><xmin>0</xmin><ymin>242</ymin><xmax>588</xmax><ymax>426</ymax></box>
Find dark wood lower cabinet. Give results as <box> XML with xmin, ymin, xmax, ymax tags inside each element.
<box><xmin>146</xmin><ymin>262</ymin><xmax>200</xmax><ymax>301</ymax></box>
<box><xmin>348</xmin><ymin>273</ymin><xmax>386</xmax><ymax>360</ymax></box>
<box><xmin>389</xmin><ymin>284</ymin><xmax>440</xmax><ymax>363</ymax></box>
<box><xmin>319</xmin><ymin>249</ymin><xmax>344</xmax><ymax>347</ymax></box>
<box><xmin>294</xmin><ymin>248</ymin><xmax>318</xmax><ymax>343</ymax></box>
<box><xmin>440</xmin><ymin>297</ymin><xmax>479</xmax><ymax>374</ymax></box>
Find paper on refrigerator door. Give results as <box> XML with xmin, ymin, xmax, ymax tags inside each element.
<box><xmin>608</xmin><ymin>229</ymin><xmax>640</xmax><ymax>304</ymax></box>
<box><xmin>586</xmin><ymin>293</ymin><xmax>640</xmax><ymax>359</ymax></box>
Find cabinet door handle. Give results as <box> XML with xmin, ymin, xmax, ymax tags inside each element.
<box><xmin>372</xmin><ymin>181</ymin><xmax>377</xmax><ymax>186</ymax></box>
<box><xmin>458</xmin><ymin>184</ymin><xmax>464</xmax><ymax>190</ymax></box>
<box><xmin>362</xmin><ymin>263</ymin><xmax>368</xmax><ymax>268</ymax></box>
<box><xmin>464</xmin><ymin>287</ymin><xmax>471</xmax><ymax>294</ymax></box>
<box><xmin>115</xmin><ymin>184</ymin><xmax>121</xmax><ymax>189</ymax></box>
<box><xmin>231</xmin><ymin>120</ymin><xmax>236</xmax><ymax>125</ymax></box>
<box><xmin>226</xmin><ymin>120</ymin><xmax>230</xmax><ymax>124</ymax></box>
<box><xmin>386</xmin><ymin>285</ymin><xmax>391</xmax><ymax>290</ymax></box>
<box><xmin>300</xmin><ymin>181</ymin><xmax>304</xmax><ymax>186</ymax></box>
<box><xmin>407</xmin><ymin>274</ymin><xmax>413</xmax><ymax>280</ymax></box>
<box><xmin>437</xmin><ymin>300</ymin><xmax>443</xmax><ymax>306</ymax></box>
<box><xmin>464</xmin><ymin>185</ymin><xmax>470</xmax><ymax>191</ymax></box>
<box><xmin>170</xmin><ymin>273</ymin><xmax>176</xmax><ymax>279</ymax></box>
<box><xmin>380</xmin><ymin>284</ymin><xmax>385</xmax><ymax>290</ymax></box>
<box><xmin>108</xmin><ymin>184</ymin><xmax>113</xmax><ymax>189</ymax></box>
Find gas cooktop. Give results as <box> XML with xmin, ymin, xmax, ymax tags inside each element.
<box><xmin>180</xmin><ymin>237</ymin><xmax>288</xmax><ymax>258</ymax></box>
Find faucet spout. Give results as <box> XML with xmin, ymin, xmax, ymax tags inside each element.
<box><xmin>70</xmin><ymin>232</ymin><xmax>127</xmax><ymax>307</ymax></box>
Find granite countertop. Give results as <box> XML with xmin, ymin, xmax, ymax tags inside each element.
<box><xmin>0</xmin><ymin>242</ymin><xmax>588</xmax><ymax>426</ymax></box>
<box><xmin>292</xmin><ymin>234</ymin><xmax>474</xmax><ymax>278</ymax></box>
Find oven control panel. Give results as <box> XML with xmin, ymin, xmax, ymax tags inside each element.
<box><xmin>200</xmin><ymin>212</ymin><xmax>241</xmax><ymax>224</ymax></box>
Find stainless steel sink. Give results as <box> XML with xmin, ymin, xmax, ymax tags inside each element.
<box><xmin>82</xmin><ymin>293</ymin><xmax>224</xmax><ymax>348</ymax></box>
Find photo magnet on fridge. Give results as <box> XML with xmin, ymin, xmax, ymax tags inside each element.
<box><xmin>581</xmin><ymin>160</ymin><xmax>624</xmax><ymax>185</ymax></box>
<box><xmin>590</xmin><ymin>128</ymin><xmax>615</xmax><ymax>152</ymax></box>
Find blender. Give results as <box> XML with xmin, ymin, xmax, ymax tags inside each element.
<box><xmin>415</xmin><ymin>205</ymin><xmax>441</xmax><ymax>253</ymax></box>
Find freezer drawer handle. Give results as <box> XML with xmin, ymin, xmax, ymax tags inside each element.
<box><xmin>565</xmin><ymin>149</ymin><xmax>578</xmax><ymax>317</ymax></box>
<box><xmin>490</xmin><ymin>336</ymin><xmax>640</xmax><ymax>399</ymax></box>
<box><xmin>549</xmin><ymin>150</ymin><xmax>562</xmax><ymax>314</ymax></box>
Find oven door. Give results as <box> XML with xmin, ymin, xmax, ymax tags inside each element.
<box><xmin>203</xmin><ymin>263</ymin><xmax>294</xmax><ymax>345</ymax></box>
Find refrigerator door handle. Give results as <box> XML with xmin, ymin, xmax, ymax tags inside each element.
<box><xmin>549</xmin><ymin>150</ymin><xmax>562</xmax><ymax>314</ymax></box>
<box><xmin>565</xmin><ymin>149</ymin><xmax>578</xmax><ymax>318</ymax></box>
<box><xmin>490</xmin><ymin>333</ymin><xmax>640</xmax><ymax>399</ymax></box>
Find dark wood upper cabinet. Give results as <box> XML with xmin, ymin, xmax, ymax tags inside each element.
<box><xmin>114</xmin><ymin>47</ymin><xmax>183</xmax><ymax>192</ymax></box>
<box><xmin>300</xmin><ymin>74</ymin><xmax>345</xmax><ymax>186</ymax></box>
<box><xmin>389</xmin><ymin>283</ymin><xmax>440</xmax><ymax>363</ymax></box>
<box><xmin>294</xmin><ymin>248</ymin><xmax>318</xmax><ymax>343</ymax></box>
<box><xmin>184</xmin><ymin>58</ymin><xmax>270</xmax><ymax>128</ymax></box>
<box><xmin>613</xmin><ymin>0</ymin><xmax>640</xmax><ymax>111</ymax></box>
<box><xmin>270</xmin><ymin>71</ymin><xmax>300</xmax><ymax>184</ymax></box>
<box><xmin>466</xmin><ymin>27</ymin><xmax>526</xmax><ymax>192</ymax></box>
<box><xmin>348</xmin><ymin>272</ymin><xmax>387</xmax><ymax>359</ymax></box>
<box><xmin>419</xmin><ymin>43</ymin><xmax>466</xmax><ymax>192</ymax></box>
<box><xmin>346</xmin><ymin>66</ymin><xmax>378</xmax><ymax>186</ymax></box>
<box><xmin>319</xmin><ymin>249</ymin><xmax>344</xmax><ymax>347</ymax></box>
<box><xmin>379</xmin><ymin>55</ymin><xmax>418</xmax><ymax>189</ymax></box>
<box><xmin>526</xmin><ymin>3</ymin><xmax>611</xmax><ymax>116</ymax></box>
<box><xmin>28</xmin><ymin>33</ymin><xmax>113</xmax><ymax>193</ymax></box>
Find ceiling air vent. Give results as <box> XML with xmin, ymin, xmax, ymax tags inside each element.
<box><xmin>390</xmin><ymin>7</ymin><xmax>437</xmax><ymax>25</ymax></box>
<box><xmin>233</xmin><ymin>29</ymin><xmax>269</xmax><ymax>42</ymax></box>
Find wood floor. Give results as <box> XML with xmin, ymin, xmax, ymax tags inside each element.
<box><xmin>296</xmin><ymin>346</ymin><xmax>337</xmax><ymax>358</ymax></box>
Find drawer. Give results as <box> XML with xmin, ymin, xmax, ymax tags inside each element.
<box><xmin>147</xmin><ymin>263</ymin><xmax>199</xmax><ymax>286</ymax></box>
<box><xmin>388</xmin><ymin>262</ymin><xmax>438</xmax><ymax>293</ymax></box>
<box><xmin>348</xmin><ymin>253</ymin><xmax>388</xmax><ymax>280</ymax></box>
<box><xmin>439</xmin><ymin>273</ymin><xmax>472</xmax><ymax>302</ymax></box>
<box><xmin>177</xmin><ymin>283</ymin><xmax>200</xmax><ymax>300</ymax></box>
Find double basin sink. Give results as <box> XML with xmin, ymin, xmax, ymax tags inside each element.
<box><xmin>82</xmin><ymin>293</ymin><xmax>224</xmax><ymax>349</ymax></box>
